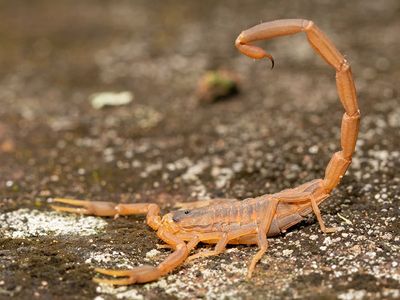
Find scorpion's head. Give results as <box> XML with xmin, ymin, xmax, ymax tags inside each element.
<box><xmin>168</xmin><ymin>208</ymin><xmax>213</xmax><ymax>232</ymax></box>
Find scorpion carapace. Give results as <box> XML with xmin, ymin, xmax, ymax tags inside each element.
<box><xmin>52</xmin><ymin>19</ymin><xmax>360</xmax><ymax>285</ymax></box>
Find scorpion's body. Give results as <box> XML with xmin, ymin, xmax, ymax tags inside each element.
<box><xmin>169</xmin><ymin>179</ymin><xmax>324</xmax><ymax>240</ymax></box>
<box><xmin>52</xmin><ymin>19</ymin><xmax>360</xmax><ymax>285</ymax></box>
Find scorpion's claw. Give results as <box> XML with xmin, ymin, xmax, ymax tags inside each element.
<box><xmin>51</xmin><ymin>198</ymin><xmax>92</xmax><ymax>214</ymax></box>
<box><xmin>94</xmin><ymin>266</ymin><xmax>160</xmax><ymax>285</ymax></box>
<box><xmin>51</xmin><ymin>198</ymin><xmax>119</xmax><ymax>216</ymax></box>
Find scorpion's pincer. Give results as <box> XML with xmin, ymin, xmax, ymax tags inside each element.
<box><xmin>51</xmin><ymin>198</ymin><xmax>119</xmax><ymax>217</ymax></box>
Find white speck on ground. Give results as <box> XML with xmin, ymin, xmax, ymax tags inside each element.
<box><xmin>211</xmin><ymin>167</ymin><xmax>234</xmax><ymax>189</ymax></box>
<box><xmin>145</xmin><ymin>249</ymin><xmax>160</xmax><ymax>259</ymax></box>
<box><xmin>96</xmin><ymin>284</ymin><xmax>143</xmax><ymax>300</ymax></box>
<box><xmin>85</xmin><ymin>251</ymin><xmax>135</xmax><ymax>269</ymax></box>
<box><xmin>178</xmin><ymin>159</ymin><xmax>210</xmax><ymax>198</ymax></box>
<box><xmin>0</xmin><ymin>208</ymin><xmax>107</xmax><ymax>238</ymax></box>
<box><xmin>308</xmin><ymin>145</ymin><xmax>319</xmax><ymax>154</ymax></box>
<box><xmin>181</xmin><ymin>160</ymin><xmax>209</xmax><ymax>181</ymax></box>
<box><xmin>90</xmin><ymin>91</ymin><xmax>133</xmax><ymax>109</ymax></box>
<box><xmin>323</xmin><ymin>237</ymin><xmax>332</xmax><ymax>246</ymax></box>
<box><xmin>282</xmin><ymin>249</ymin><xmax>293</xmax><ymax>257</ymax></box>
<box><xmin>338</xmin><ymin>289</ymin><xmax>367</xmax><ymax>300</ymax></box>
<box><xmin>133</xmin><ymin>105</ymin><xmax>163</xmax><ymax>129</ymax></box>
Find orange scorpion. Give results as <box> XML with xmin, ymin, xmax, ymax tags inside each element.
<box><xmin>52</xmin><ymin>19</ymin><xmax>360</xmax><ymax>285</ymax></box>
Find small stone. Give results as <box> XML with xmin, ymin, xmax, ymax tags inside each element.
<box><xmin>308</xmin><ymin>145</ymin><xmax>319</xmax><ymax>154</ymax></box>
<box><xmin>50</xmin><ymin>175</ymin><xmax>59</xmax><ymax>182</ymax></box>
<box><xmin>39</xmin><ymin>190</ymin><xmax>51</xmax><ymax>197</ymax></box>
<box><xmin>349</xmin><ymin>245</ymin><xmax>362</xmax><ymax>256</ymax></box>
<box><xmin>5</xmin><ymin>180</ymin><xmax>14</xmax><ymax>187</ymax></box>
<box><xmin>197</xmin><ymin>70</ymin><xmax>239</xmax><ymax>103</ymax></box>
<box><xmin>282</xmin><ymin>249</ymin><xmax>293</xmax><ymax>257</ymax></box>
<box><xmin>146</xmin><ymin>249</ymin><xmax>161</xmax><ymax>259</ymax></box>
<box><xmin>366</xmin><ymin>251</ymin><xmax>376</xmax><ymax>259</ymax></box>
<box><xmin>382</xmin><ymin>233</ymin><xmax>392</xmax><ymax>240</ymax></box>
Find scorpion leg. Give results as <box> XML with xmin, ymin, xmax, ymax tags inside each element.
<box><xmin>278</xmin><ymin>191</ymin><xmax>339</xmax><ymax>234</ymax></box>
<box><xmin>95</xmin><ymin>230</ymin><xmax>191</xmax><ymax>285</ymax></box>
<box><xmin>52</xmin><ymin>198</ymin><xmax>161</xmax><ymax>230</ymax></box>
<box><xmin>187</xmin><ymin>226</ymin><xmax>258</xmax><ymax>262</ymax></box>
<box><xmin>310</xmin><ymin>196</ymin><xmax>338</xmax><ymax>233</ymax></box>
<box><xmin>247</xmin><ymin>200</ymin><xmax>278</xmax><ymax>278</ymax></box>
<box><xmin>247</xmin><ymin>229</ymin><xmax>268</xmax><ymax>279</ymax></box>
<box><xmin>271</xmin><ymin>178</ymin><xmax>340</xmax><ymax>234</ymax></box>
<box><xmin>158</xmin><ymin>234</ymin><xmax>200</xmax><ymax>250</ymax></box>
<box><xmin>186</xmin><ymin>232</ymin><xmax>229</xmax><ymax>262</ymax></box>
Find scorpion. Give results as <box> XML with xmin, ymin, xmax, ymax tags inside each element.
<box><xmin>52</xmin><ymin>19</ymin><xmax>360</xmax><ymax>285</ymax></box>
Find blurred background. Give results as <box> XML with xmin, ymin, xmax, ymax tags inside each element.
<box><xmin>0</xmin><ymin>1</ymin><xmax>399</xmax><ymax>299</ymax></box>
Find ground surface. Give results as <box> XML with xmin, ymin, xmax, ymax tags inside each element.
<box><xmin>0</xmin><ymin>1</ymin><xmax>399</xmax><ymax>299</ymax></box>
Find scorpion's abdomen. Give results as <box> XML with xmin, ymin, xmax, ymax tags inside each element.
<box><xmin>267</xmin><ymin>219</ymin><xmax>281</xmax><ymax>237</ymax></box>
<box><xmin>172</xmin><ymin>196</ymin><xmax>280</xmax><ymax>234</ymax></box>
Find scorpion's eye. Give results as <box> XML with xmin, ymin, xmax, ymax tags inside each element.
<box><xmin>184</xmin><ymin>210</ymin><xmax>190</xmax><ymax>215</ymax></box>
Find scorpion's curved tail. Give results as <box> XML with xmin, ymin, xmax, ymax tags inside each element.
<box><xmin>235</xmin><ymin>19</ymin><xmax>360</xmax><ymax>195</ymax></box>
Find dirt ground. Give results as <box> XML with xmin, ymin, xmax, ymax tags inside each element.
<box><xmin>0</xmin><ymin>1</ymin><xmax>399</xmax><ymax>299</ymax></box>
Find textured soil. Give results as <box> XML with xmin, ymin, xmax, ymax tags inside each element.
<box><xmin>0</xmin><ymin>1</ymin><xmax>399</xmax><ymax>299</ymax></box>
